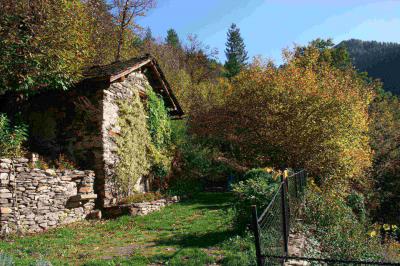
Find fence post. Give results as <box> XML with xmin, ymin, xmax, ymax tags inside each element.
<box><xmin>252</xmin><ymin>205</ymin><xmax>264</xmax><ymax>266</ymax></box>
<box><xmin>280</xmin><ymin>177</ymin><xmax>289</xmax><ymax>259</ymax></box>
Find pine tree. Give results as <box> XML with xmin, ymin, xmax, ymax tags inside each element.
<box><xmin>165</xmin><ymin>28</ymin><xmax>181</xmax><ymax>49</ymax></box>
<box><xmin>224</xmin><ymin>23</ymin><xmax>248</xmax><ymax>78</ymax></box>
<box><xmin>143</xmin><ymin>27</ymin><xmax>155</xmax><ymax>43</ymax></box>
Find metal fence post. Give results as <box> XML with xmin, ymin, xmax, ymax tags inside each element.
<box><xmin>280</xmin><ymin>177</ymin><xmax>289</xmax><ymax>259</ymax></box>
<box><xmin>252</xmin><ymin>205</ymin><xmax>264</xmax><ymax>266</ymax></box>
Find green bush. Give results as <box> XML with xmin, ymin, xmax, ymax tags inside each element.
<box><xmin>220</xmin><ymin>233</ymin><xmax>256</xmax><ymax>266</ymax></box>
<box><xmin>166</xmin><ymin>175</ymin><xmax>204</xmax><ymax>197</ymax></box>
<box><xmin>304</xmin><ymin>187</ymin><xmax>384</xmax><ymax>260</ymax></box>
<box><xmin>0</xmin><ymin>114</ymin><xmax>28</xmax><ymax>158</ymax></box>
<box><xmin>119</xmin><ymin>192</ymin><xmax>163</xmax><ymax>204</ymax></box>
<box><xmin>347</xmin><ymin>191</ymin><xmax>366</xmax><ymax>222</ymax></box>
<box><xmin>147</xmin><ymin>87</ymin><xmax>174</xmax><ymax>190</ymax></box>
<box><xmin>166</xmin><ymin>120</ymin><xmax>214</xmax><ymax>195</ymax></box>
<box><xmin>241</xmin><ymin>168</ymin><xmax>275</xmax><ymax>182</ymax></box>
<box><xmin>232</xmin><ymin>169</ymin><xmax>279</xmax><ymax>231</ymax></box>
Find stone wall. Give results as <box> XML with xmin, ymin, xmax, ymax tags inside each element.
<box><xmin>101</xmin><ymin>71</ymin><xmax>151</xmax><ymax>207</ymax></box>
<box><xmin>0</xmin><ymin>70</ymin><xmax>154</xmax><ymax>210</ymax></box>
<box><xmin>103</xmin><ymin>196</ymin><xmax>179</xmax><ymax>218</ymax></box>
<box><xmin>0</xmin><ymin>158</ymin><xmax>96</xmax><ymax>235</ymax></box>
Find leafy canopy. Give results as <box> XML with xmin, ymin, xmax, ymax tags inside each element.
<box><xmin>0</xmin><ymin>0</ymin><xmax>92</xmax><ymax>94</ymax></box>
<box><xmin>194</xmin><ymin>41</ymin><xmax>375</xmax><ymax>188</ymax></box>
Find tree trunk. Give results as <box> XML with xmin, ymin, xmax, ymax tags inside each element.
<box><xmin>115</xmin><ymin>2</ymin><xmax>129</xmax><ymax>62</ymax></box>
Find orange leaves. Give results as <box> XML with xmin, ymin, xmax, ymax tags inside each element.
<box><xmin>215</xmin><ymin>46</ymin><xmax>376</xmax><ymax>184</ymax></box>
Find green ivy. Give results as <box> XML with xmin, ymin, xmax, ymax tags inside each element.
<box><xmin>147</xmin><ymin>87</ymin><xmax>174</xmax><ymax>188</ymax></box>
<box><xmin>147</xmin><ymin>87</ymin><xmax>171</xmax><ymax>149</ymax></box>
<box><xmin>0</xmin><ymin>114</ymin><xmax>28</xmax><ymax>158</ymax></box>
<box><xmin>114</xmin><ymin>87</ymin><xmax>174</xmax><ymax>195</ymax></box>
<box><xmin>115</xmin><ymin>90</ymin><xmax>151</xmax><ymax>195</ymax></box>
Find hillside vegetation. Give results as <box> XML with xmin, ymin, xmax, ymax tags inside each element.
<box><xmin>338</xmin><ymin>39</ymin><xmax>400</xmax><ymax>95</ymax></box>
<box><xmin>1</xmin><ymin>1</ymin><xmax>400</xmax><ymax>264</ymax></box>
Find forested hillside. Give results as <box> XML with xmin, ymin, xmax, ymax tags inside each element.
<box><xmin>337</xmin><ymin>39</ymin><xmax>400</xmax><ymax>95</ymax></box>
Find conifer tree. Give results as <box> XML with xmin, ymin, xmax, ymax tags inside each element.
<box><xmin>165</xmin><ymin>28</ymin><xmax>181</xmax><ymax>49</ymax></box>
<box><xmin>224</xmin><ymin>23</ymin><xmax>248</xmax><ymax>78</ymax></box>
<box><xmin>143</xmin><ymin>27</ymin><xmax>155</xmax><ymax>43</ymax></box>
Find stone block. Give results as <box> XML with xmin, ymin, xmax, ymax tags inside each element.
<box><xmin>17</xmin><ymin>158</ymin><xmax>29</xmax><ymax>163</ymax></box>
<box><xmin>0</xmin><ymin>173</ymin><xmax>9</xmax><ymax>179</ymax></box>
<box><xmin>16</xmin><ymin>167</ymin><xmax>26</xmax><ymax>172</ymax></box>
<box><xmin>79</xmin><ymin>186</ymin><xmax>93</xmax><ymax>193</ymax></box>
<box><xmin>37</xmin><ymin>186</ymin><xmax>49</xmax><ymax>192</ymax></box>
<box><xmin>0</xmin><ymin>207</ymin><xmax>12</xmax><ymax>214</ymax></box>
<box><xmin>45</xmin><ymin>169</ymin><xmax>56</xmax><ymax>176</ymax></box>
<box><xmin>0</xmin><ymin>193</ymin><xmax>12</xmax><ymax>198</ymax></box>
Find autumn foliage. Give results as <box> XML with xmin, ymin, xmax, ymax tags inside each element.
<box><xmin>193</xmin><ymin>45</ymin><xmax>375</xmax><ymax>188</ymax></box>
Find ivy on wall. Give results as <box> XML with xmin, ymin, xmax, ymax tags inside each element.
<box><xmin>147</xmin><ymin>88</ymin><xmax>171</xmax><ymax>149</ymax></box>
<box><xmin>0</xmin><ymin>114</ymin><xmax>28</xmax><ymax>157</ymax></box>
<box><xmin>115</xmin><ymin>90</ymin><xmax>152</xmax><ymax>195</ymax></box>
<box><xmin>147</xmin><ymin>88</ymin><xmax>173</xmax><ymax>182</ymax></box>
<box><xmin>115</xmin><ymin>86</ymin><xmax>174</xmax><ymax>195</ymax></box>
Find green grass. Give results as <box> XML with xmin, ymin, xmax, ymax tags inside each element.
<box><xmin>0</xmin><ymin>192</ymin><xmax>255</xmax><ymax>265</ymax></box>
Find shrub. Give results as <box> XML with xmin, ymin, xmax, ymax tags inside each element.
<box><xmin>119</xmin><ymin>192</ymin><xmax>163</xmax><ymax>204</ymax></box>
<box><xmin>304</xmin><ymin>184</ymin><xmax>384</xmax><ymax>260</ymax></box>
<box><xmin>166</xmin><ymin>120</ymin><xmax>215</xmax><ymax>195</ymax></box>
<box><xmin>232</xmin><ymin>169</ymin><xmax>279</xmax><ymax>231</ymax></box>
<box><xmin>220</xmin><ymin>233</ymin><xmax>256</xmax><ymax>266</ymax></box>
<box><xmin>0</xmin><ymin>114</ymin><xmax>28</xmax><ymax>158</ymax></box>
<box><xmin>166</xmin><ymin>175</ymin><xmax>204</xmax><ymax>197</ymax></box>
<box><xmin>241</xmin><ymin>168</ymin><xmax>280</xmax><ymax>182</ymax></box>
<box><xmin>347</xmin><ymin>191</ymin><xmax>366</xmax><ymax>222</ymax></box>
<box><xmin>147</xmin><ymin>87</ymin><xmax>174</xmax><ymax>190</ymax></box>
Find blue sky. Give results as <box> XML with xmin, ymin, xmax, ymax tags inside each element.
<box><xmin>136</xmin><ymin>0</ymin><xmax>400</xmax><ymax>64</ymax></box>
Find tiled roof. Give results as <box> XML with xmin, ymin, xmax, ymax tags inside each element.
<box><xmin>82</xmin><ymin>54</ymin><xmax>184</xmax><ymax>117</ymax></box>
<box><xmin>83</xmin><ymin>55</ymin><xmax>151</xmax><ymax>80</ymax></box>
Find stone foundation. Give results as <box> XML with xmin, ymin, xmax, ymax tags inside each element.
<box><xmin>0</xmin><ymin>158</ymin><xmax>97</xmax><ymax>235</ymax></box>
<box><xmin>103</xmin><ymin>196</ymin><xmax>179</xmax><ymax>218</ymax></box>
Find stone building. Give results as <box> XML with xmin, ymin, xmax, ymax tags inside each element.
<box><xmin>0</xmin><ymin>55</ymin><xmax>183</xmax><ymax>208</ymax></box>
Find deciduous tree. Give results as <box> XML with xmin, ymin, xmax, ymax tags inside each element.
<box><xmin>194</xmin><ymin>43</ymin><xmax>375</xmax><ymax>187</ymax></box>
<box><xmin>0</xmin><ymin>0</ymin><xmax>92</xmax><ymax>94</ymax></box>
<box><xmin>113</xmin><ymin>0</ymin><xmax>156</xmax><ymax>61</ymax></box>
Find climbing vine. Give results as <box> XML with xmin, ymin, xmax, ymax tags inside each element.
<box><xmin>115</xmin><ymin>89</ymin><xmax>151</xmax><ymax>195</ymax></box>
<box><xmin>115</xmin><ymin>86</ymin><xmax>174</xmax><ymax>195</ymax></box>
<box><xmin>147</xmin><ymin>87</ymin><xmax>173</xmax><ymax>183</ymax></box>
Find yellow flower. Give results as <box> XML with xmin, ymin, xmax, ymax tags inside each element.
<box><xmin>383</xmin><ymin>224</ymin><xmax>391</xmax><ymax>231</ymax></box>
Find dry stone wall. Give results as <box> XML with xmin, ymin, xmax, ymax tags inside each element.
<box><xmin>103</xmin><ymin>196</ymin><xmax>179</xmax><ymax>218</ymax></box>
<box><xmin>0</xmin><ymin>158</ymin><xmax>96</xmax><ymax>235</ymax></box>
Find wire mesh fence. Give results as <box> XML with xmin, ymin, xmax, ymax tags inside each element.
<box><xmin>251</xmin><ymin>170</ymin><xmax>400</xmax><ymax>266</ymax></box>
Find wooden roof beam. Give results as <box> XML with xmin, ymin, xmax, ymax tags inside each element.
<box><xmin>109</xmin><ymin>58</ymin><xmax>152</xmax><ymax>83</ymax></box>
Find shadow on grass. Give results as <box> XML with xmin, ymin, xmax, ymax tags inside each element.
<box><xmin>154</xmin><ymin>229</ymin><xmax>237</xmax><ymax>248</ymax></box>
<box><xmin>178</xmin><ymin>192</ymin><xmax>234</xmax><ymax>206</ymax></box>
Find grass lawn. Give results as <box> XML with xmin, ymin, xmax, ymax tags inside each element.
<box><xmin>0</xmin><ymin>192</ymin><xmax>255</xmax><ymax>265</ymax></box>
